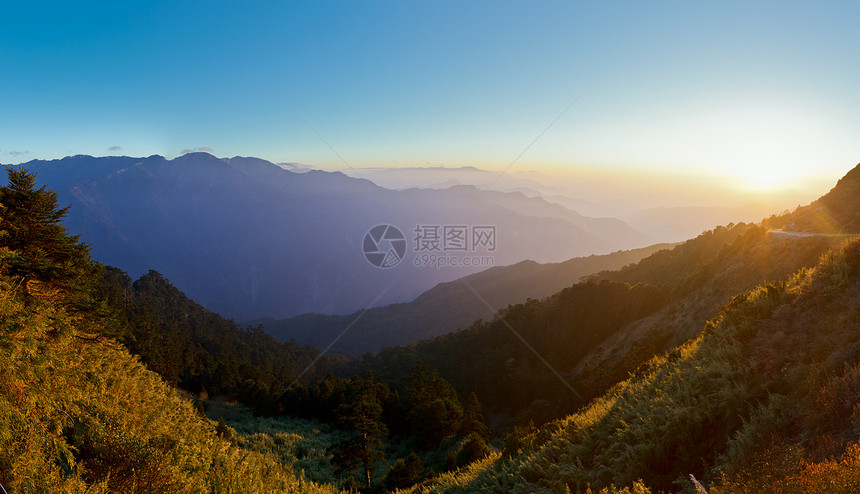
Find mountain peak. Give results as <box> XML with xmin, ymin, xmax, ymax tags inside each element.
<box><xmin>174</xmin><ymin>151</ymin><xmax>218</xmax><ymax>161</ymax></box>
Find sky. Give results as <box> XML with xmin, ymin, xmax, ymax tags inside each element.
<box><xmin>2</xmin><ymin>1</ymin><xmax>860</xmax><ymax>198</ymax></box>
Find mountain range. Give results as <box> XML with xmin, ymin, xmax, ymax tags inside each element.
<box><xmin>342</xmin><ymin>165</ymin><xmax>813</xmax><ymax>241</ymax></box>
<box><xmin>14</xmin><ymin>153</ymin><xmax>651</xmax><ymax>320</ymax></box>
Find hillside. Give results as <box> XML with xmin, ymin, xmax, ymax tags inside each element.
<box><xmin>0</xmin><ymin>169</ymin><xmax>339</xmax><ymax>493</ymax></box>
<box><xmin>787</xmin><ymin>163</ymin><xmax>860</xmax><ymax>233</ymax></box>
<box><xmin>18</xmin><ymin>153</ymin><xmax>650</xmax><ymax>320</ymax></box>
<box><xmin>367</xmin><ymin>165</ymin><xmax>860</xmax><ymax>491</ymax></box>
<box><xmin>96</xmin><ymin>267</ymin><xmax>346</xmax><ymax>408</ymax></box>
<box><xmin>347</xmin><ymin>223</ymin><xmax>836</xmax><ymax>428</ymax></box>
<box><xmin>404</xmin><ymin>237</ymin><xmax>860</xmax><ymax>493</ymax></box>
<box><xmin>258</xmin><ymin>243</ymin><xmax>673</xmax><ymax>355</ymax></box>
<box><xmin>0</xmin><ymin>284</ymin><xmax>339</xmax><ymax>493</ymax></box>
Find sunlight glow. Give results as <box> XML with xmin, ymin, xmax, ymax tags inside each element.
<box><xmin>702</xmin><ymin>108</ymin><xmax>827</xmax><ymax>193</ymax></box>
<box><xmin>729</xmin><ymin>154</ymin><xmax>800</xmax><ymax>192</ymax></box>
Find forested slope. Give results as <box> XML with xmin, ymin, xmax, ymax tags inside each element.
<box><xmin>405</xmin><ymin>234</ymin><xmax>860</xmax><ymax>494</ymax></box>
<box><xmin>96</xmin><ymin>267</ymin><xmax>345</xmax><ymax>410</ymax></box>
<box><xmin>350</xmin><ymin>222</ymin><xmax>841</xmax><ymax>430</ymax></box>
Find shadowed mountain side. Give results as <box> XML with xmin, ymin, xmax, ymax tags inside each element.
<box><xmin>13</xmin><ymin>153</ymin><xmax>652</xmax><ymax>320</ymax></box>
<box><xmin>254</xmin><ymin>243</ymin><xmax>673</xmax><ymax>355</ymax></box>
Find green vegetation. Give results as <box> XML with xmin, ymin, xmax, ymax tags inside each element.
<box><xmin>349</xmin><ymin>279</ymin><xmax>670</xmax><ymax>429</ymax></box>
<box><xmin>331</xmin><ymin>374</ymin><xmax>389</xmax><ymax>488</ymax></box>
<box><xmin>0</xmin><ymin>167</ymin><xmax>93</xmax><ymax>303</ymax></box>
<box><xmin>278</xmin><ymin>363</ymin><xmax>495</xmax><ymax>490</ymax></box>
<box><xmin>205</xmin><ymin>400</ymin><xmax>346</xmax><ymax>486</ymax></box>
<box><xmin>95</xmin><ymin>266</ymin><xmax>346</xmax><ymax>412</ymax></box>
<box><xmin>0</xmin><ymin>168</ymin><xmax>338</xmax><ymax>493</ymax></box>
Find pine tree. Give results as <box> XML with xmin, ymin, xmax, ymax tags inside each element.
<box><xmin>406</xmin><ymin>362</ymin><xmax>463</xmax><ymax>448</ymax></box>
<box><xmin>459</xmin><ymin>392</ymin><xmax>491</xmax><ymax>440</ymax></box>
<box><xmin>332</xmin><ymin>373</ymin><xmax>389</xmax><ymax>488</ymax></box>
<box><xmin>0</xmin><ymin>167</ymin><xmax>93</xmax><ymax>301</ymax></box>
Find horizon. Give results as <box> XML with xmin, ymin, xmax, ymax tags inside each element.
<box><xmin>3</xmin><ymin>1</ymin><xmax>860</xmax><ymax>200</ymax></box>
<box><xmin>5</xmin><ymin>150</ymin><xmax>848</xmax><ymax>213</ymax></box>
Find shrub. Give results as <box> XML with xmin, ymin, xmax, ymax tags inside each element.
<box><xmin>386</xmin><ymin>453</ymin><xmax>425</xmax><ymax>491</ymax></box>
<box><xmin>454</xmin><ymin>434</ymin><xmax>492</xmax><ymax>468</ymax></box>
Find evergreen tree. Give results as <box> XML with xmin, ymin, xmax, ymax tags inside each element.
<box><xmin>0</xmin><ymin>167</ymin><xmax>92</xmax><ymax>301</ymax></box>
<box><xmin>406</xmin><ymin>362</ymin><xmax>463</xmax><ymax>448</ymax></box>
<box><xmin>459</xmin><ymin>392</ymin><xmax>491</xmax><ymax>440</ymax></box>
<box><xmin>331</xmin><ymin>373</ymin><xmax>389</xmax><ymax>488</ymax></box>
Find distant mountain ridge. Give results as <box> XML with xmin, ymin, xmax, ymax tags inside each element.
<box><xmin>11</xmin><ymin>153</ymin><xmax>651</xmax><ymax>319</ymax></box>
<box><xmin>344</xmin><ymin>164</ymin><xmax>813</xmax><ymax>240</ymax></box>
<box><xmin>255</xmin><ymin>243</ymin><xmax>674</xmax><ymax>355</ymax></box>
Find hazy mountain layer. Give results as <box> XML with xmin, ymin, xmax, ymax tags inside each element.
<box><xmin>16</xmin><ymin>153</ymin><xmax>650</xmax><ymax>319</ymax></box>
<box><xmin>344</xmin><ymin>165</ymin><xmax>811</xmax><ymax>241</ymax></box>
<box><xmin>257</xmin><ymin>243</ymin><xmax>673</xmax><ymax>355</ymax></box>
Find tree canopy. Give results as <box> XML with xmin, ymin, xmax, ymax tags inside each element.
<box><xmin>0</xmin><ymin>167</ymin><xmax>93</xmax><ymax>302</ymax></box>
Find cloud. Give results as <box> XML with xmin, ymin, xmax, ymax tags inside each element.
<box><xmin>5</xmin><ymin>150</ymin><xmax>29</xmax><ymax>157</ymax></box>
<box><xmin>278</xmin><ymin>162</ymin><xmax>315</xmax><ymax>173</ymax></box>
<box><xmin>107</xmin><ymin>145</ymin><xmax>122</xmax><ymax>152</ymax></box>
<box><xmin>181</xmin><ymin>147</ymin><xmax>214</xmax><ymax>155</ymax></box>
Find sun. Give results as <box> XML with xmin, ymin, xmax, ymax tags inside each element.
<box><xmin>736</xmin><ymin>164</ymin><xmax>792</xmax><ymax>191</ymax></box>
<box><xmin>715</xmin><ymin>135</ymin><xmax>812</xmax><ymax>193</ymax></box>
<box><xmin>717</xmin><ymin>132</ymin><xmax>809</xmax><ymax>192</ymax></box>
<box><xmin>693</xmin><ymin>105</ymin><xmax>827</xmax><ymax>194</ymax></box>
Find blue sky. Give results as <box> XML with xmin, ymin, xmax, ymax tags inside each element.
<box><xmin>3</xmin><ymin>1</ymin><xmax>859</xmax><ymax>192</ymax></box>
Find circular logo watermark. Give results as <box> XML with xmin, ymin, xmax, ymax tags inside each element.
<box><xmin>363</xmin><ymin>224</ymin><xmax>407</xmax><ymax>268</ymax></box>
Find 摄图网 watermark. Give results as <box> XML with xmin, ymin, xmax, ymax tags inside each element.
<box><xmin>362</xmin><ymin>224</ymin><xmax>497</xmax><ymax>269</ymax></box>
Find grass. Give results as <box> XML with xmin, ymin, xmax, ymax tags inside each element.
<box><xmin>0</xmin><ymin>269</ymin><xmax>342</xmax><ymax>493</ymax></box>
<box><xmin>206</xmin><ymin>399</ymin><xmax>346</xmax><ymax>485</ymax></box>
